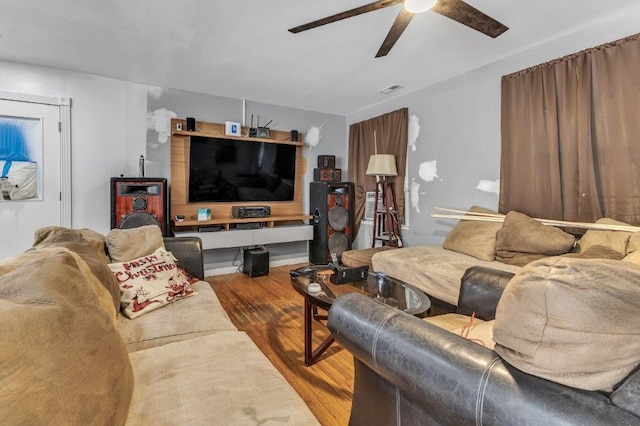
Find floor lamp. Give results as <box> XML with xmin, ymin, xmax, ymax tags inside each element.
<box><xmin>366</xmin><ymin>154</ymin><xmax>402</xmax><ymax>248</ymax></box>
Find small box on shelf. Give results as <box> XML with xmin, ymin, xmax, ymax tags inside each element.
<box><xmin>197</xmin><ymin>208</ymin><xmax>211</xmax><ymax>221</ymax></box>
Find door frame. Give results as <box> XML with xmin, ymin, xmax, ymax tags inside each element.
<box><xmin>0</xmin><ymin>91</ymin><xmax>72</xmax><ymax>226</ymax></box>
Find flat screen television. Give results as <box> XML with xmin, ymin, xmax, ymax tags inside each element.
<box><xmin>188</xmin><ymin>136</ymin><xmax>297</xmax><ymax>203</ymax></box>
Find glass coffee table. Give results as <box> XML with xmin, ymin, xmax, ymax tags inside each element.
<box><xmin>290</xmin><ymin>264</ymin><xmax>431</xmax><ymax>366</ymax></box>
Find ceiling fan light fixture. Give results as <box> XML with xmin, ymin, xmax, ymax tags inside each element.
<box><xmin>404</xmin><ymin>0</ymin><xmax>437</xmax><ymax>14</ymax></box>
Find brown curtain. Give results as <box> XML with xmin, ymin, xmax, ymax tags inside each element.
<box><xmin>500</xmin><ymin>33</ymin><xmax>640</xmax><ymax>224</ymax></box>
<box><xmin>348</xmin><ymin>108</ymin><xmax>408</xmax><ymax>236</ymax></box>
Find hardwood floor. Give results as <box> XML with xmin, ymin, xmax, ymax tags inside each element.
<box><xmin>206</xmin><ymin>264</ymin><xmax>353</xmax><ymax>426</ymax></box>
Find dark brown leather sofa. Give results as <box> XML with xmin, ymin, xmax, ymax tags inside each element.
<box><xmin>327</xmin><ymin>267</ymin><xmax>640</xmax><ymax>425</ymax></box>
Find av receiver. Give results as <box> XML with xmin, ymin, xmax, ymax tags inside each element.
<box><xmin>232</xmin><ymin>205</ymin><xmax>271</xmax><ymax>219</ymax></box>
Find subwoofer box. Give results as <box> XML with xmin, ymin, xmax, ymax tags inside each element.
<box><xmin>243</xmin><ymin>248</ymin><xmax>269</xmax><ymax>277</ymax></box>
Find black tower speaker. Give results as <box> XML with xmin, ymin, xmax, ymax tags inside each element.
<box><xmin>309</xmin><ymin>181</ymin><xmax>354</xmax><ymax>265</ymax></box>
<box><xmin>243</xmin><ymin>248</ymin><xmax>269</xmax><ymax>277</ymax></box>
<box><xmin>111</xmin><ymin>177</ymin><xmax>169</xmax><ymax>236</ymax></box>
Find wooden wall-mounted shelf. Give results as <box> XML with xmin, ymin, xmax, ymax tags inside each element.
<box><xmin>172</xmin><ymin>130</ymin><xmax>303</xmax><ymax>146</ymax></box>
<box><xmin>173</xmin><ymin>214</ymin><xmax>312</xmax><ymax>231</ymax></box>
<box><xmin>170</xmin><ymin>118</ymin><xmax>306</xmax><ymax>223</ymax></box>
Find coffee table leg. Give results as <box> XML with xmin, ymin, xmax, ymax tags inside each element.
<box><xmin>304</xmin><ymin>298</ymin><xmax>335</xmax><ymax>366</ymax></box>
<box><xmin>304</xmin><ymin>298</ymin><xmax>313</xmax><ymax>366</ymax></box>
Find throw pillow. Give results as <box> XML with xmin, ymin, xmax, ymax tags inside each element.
<box><xmin>442</xmin><ymin>206</ymin><xmax>503</xmax><ymax>261</ymax></box>
<box><xmin>576</xmin><ymin>218</ymin><xmax>633</xmax><ymax>255</ymax></box>
<box><xmin>0</xmin><ymin>248</ymin><xmax>133</xmax><ymax>425</ymax></box>
<box><xmin>495</xmin><ymin>211</ymin><xmax>575</xmax><ymax>266</ymax></box>
<box><xmin>623</xmin><ymin>250</ymin><xmax>640</xmax><ymax>264</ymax></box>
<box><xmin>627</xmin><ymin>232</ymin><xmax>640</xmax><ymax>254</ymax></box>
<box><xmin>493</xmin><ymin>257</ymin><xmax>640</xmax><ymax>392</ymax></box>
<box><xmin>109</xmin><ymin>247</ymin><xmax>197</xmax><ymax>319</ymax></box>
<box><xmin>33</xmin><ymin>226</ymin><xmax>110</xmax><ymax>264</ymax></box>
<box><xmin>562</xmin><ymin>244</ymin><xmax>624</xmax><ymax>261</ymax></box>
<box><xmin>106</xmin><ymin>224</ymin><xmax>165</xmax><ymax>262</ymax></box>
<box><xmin>32</xmin><ymin>229</ymin><xmax>121</xmax><ymax>314</ymax></box>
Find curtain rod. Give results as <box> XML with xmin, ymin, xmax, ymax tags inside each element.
<box><xmin>502</xmin><ymin>32</ymin><xmax>640</xmax><ymax>80</ymax></box>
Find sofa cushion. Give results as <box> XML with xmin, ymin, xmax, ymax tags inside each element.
<box><xmin>342</xmin><ymin>246</ymin><xmax>396</xmax><ymax>268</ymax></box>
<box><xmin>443</xmin><ymin>206</ymin><xmax>503</xmax><ymax>262</ymax></box>
<box><xmin>493</xmin><ymin>257</ymin><xmax>640</xmax><ymax>392</ymax></box>
<box><xmin>0</xmin><ymin>248</ymin><xmax>133</xmax><ymax>425</ymax></box>
<box><xmin>425</xmin><ymin>314</ymin><xmax>496</xmax><ymax>350</ymax></box>
<box><xmin>628</xmin><ymin>232</ymin><xmax>640</xmax><ymax>254</ymax></box>
<box><xmin>117</xmin><ymin>280</ymin><xmax>237</xmax><ymax>352</ymax></box>
<box><xmin>424</xmin><ymin>313</ymin><xmax>472</xmax><ymax>331</ymax></box>
<box><xmin>127</xmin><ymin>332</ymin><xmax>319</xmax><ymax>425</ymax></box>
<box><xmin>33</xmin><ymin>225</ymin><xmax>110</xmax><ymax>264</ymax></box>
<box><xmin>109</xmin><ymin>247</ymin><xmax>196</xmax><ymax>319</ymax></box>
<box><xmin>106</xmin><ymin>224</ymin><xmax>165</xmax><ymax>262</ymax></box>
<box><xmin>623</xmin><ymin>250</ymin><xmax>640</xmax><ymax>264</ymax></box>
<box><xmin>496</xmin><ymin>211</ymin><xmax>575</xmax><ymax>266</ymax></box>
<box><xmin>371</xmin><ymin>245</ymin><xmax>521</xmax><ymax>305</ymax></box>
<box><xmin>32</xmin><ymin>229</ymin><xmax>121</xmax><ymax>313</ymax></box>
<box><xmin>576</xmin><ymin>218</ymin><xmax>633</xmax><ymax>255</ymax></box>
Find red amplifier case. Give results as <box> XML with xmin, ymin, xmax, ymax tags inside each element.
<box><xmin>314</xmin><ymin>168</ymin><xmax>342</xmax><ymax>182</ymax></box>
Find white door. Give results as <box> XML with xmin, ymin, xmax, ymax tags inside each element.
<box><xmin>0</xmin><ymin>100</ymin><xmax>61</xmax><ymax>259</ymax></box>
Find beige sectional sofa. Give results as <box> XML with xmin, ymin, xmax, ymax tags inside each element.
<box><xmin>371</xmin><ymin>209</ymin><xmax>639</xmax><ymax>307</ymax></box>
<box><xmin>0</xmin><ymin>226</ymin><xmax>318</xmax><ymax>425</ymax></box>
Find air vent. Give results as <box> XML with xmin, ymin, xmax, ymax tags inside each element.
<box><xmin>364</xmin><ymin>191</ymin><xmax>383</xmax><ymax>220</ymax></box>
<box><xmin>378</xmin><ymin>84</ymin><xmax>403</xmax><ymax>95</ymax></box>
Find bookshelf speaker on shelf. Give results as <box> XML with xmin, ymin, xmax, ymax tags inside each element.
<box><xmin>111</xmin><ymin>177</ymin><xmax>168</xmax><ymax>236</ymax></box>
<box><xmin>314</xmin><ymin>154</ymin><xmax>341</xmax><ymax>183</ymax></box>
<box><xmin>309</xmin><ymin>181</ymin><xmax>354</xmax><ymax>264</ymax></box>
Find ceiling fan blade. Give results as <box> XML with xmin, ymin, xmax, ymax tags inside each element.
<box><xmin>431</xmin><ymin>0</ymin><xmax>508</xmax><ymax>38</ymax></box>
<box><xmin>376</xmin><ymin>8</ymin><xmax>414</xmax><ymax>58</ymax></box>
<box><xmin>289</xmin><ymin>0</ymin><xmax>402</xmax><ymax>33</ymax></box>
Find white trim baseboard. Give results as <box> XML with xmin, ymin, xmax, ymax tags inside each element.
<box><xmin>204</xmin><ymin>256</ymin><xmax>309</xmax><ymax>277</ymax></box>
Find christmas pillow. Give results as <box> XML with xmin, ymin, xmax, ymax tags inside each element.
<box><xmin>108</xmin><ymin>247</ymin><xmax>197</xmax><ymax>319</ymax></box>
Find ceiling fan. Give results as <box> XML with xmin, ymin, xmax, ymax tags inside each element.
<box><xmin>288</xmin><ymin>0</ymin><xmax>509</xmax><ymax>58</ymax></box>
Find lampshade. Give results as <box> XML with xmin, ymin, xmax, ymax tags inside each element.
<box><xmin>404</xmin><ymin>0</ymin><xmax>437</xmax><ymax>13</ymax></box>
<box><xmin>366</xmin><ymin>154</ymin><xmax>398</xmax><ymax>177</ymax></box>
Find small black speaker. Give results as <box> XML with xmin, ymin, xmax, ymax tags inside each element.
<box><xmin>243</xmin><ymin>248</ymin><xmax>269</xmax><ymax>277</ymax></box>
<box><xmin>186</xmin><ymin>117</ymin><xmax>196</xmax><ymax>131</ymax></box>
<box><xmin>291</xmin><ymin>130</ymin><xmax>298</xmax><ymax>142</ymax></box>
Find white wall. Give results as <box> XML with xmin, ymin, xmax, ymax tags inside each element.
<box><xmin>0</xmin><ymin>61</ymin><xmax>347</xmax><ymax>266</ymax></box>
<box><xmin>145</xmin><ymin>90</ymin><xmax>347</xmax><ymax>271</ymax></box>
<box><xmin>347</xmin><ymin>7</ymin><xmax>640</xmax><ymax>248</ymax></box>
<box><xmin>245</xmin><ymin>100</ymin><xmax>347</xmax><ymax>216</ymax></box>
<box><xmin>0</xmin><ymin>61</ymin><xmax>147</xmax><ymax>236</ymax></box>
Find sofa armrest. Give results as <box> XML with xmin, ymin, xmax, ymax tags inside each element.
<box><xmin>611</xmin><ymin>367</ymin><xmax>640</xmax><ymax>418</ymax></box>
<box><xmin>328</xmin><ymin>293</ymin><xmax>637</xmax><ymax>425</ymax></box>
<box><xmin>163</xmin><ymin>237</ymin><xmax>204</xmax><ymax>280</ymax></box>
<box><xmin>457</xmin><ymin>266</ymin><xmax>515</xmax><ymax>320</ymax></box>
